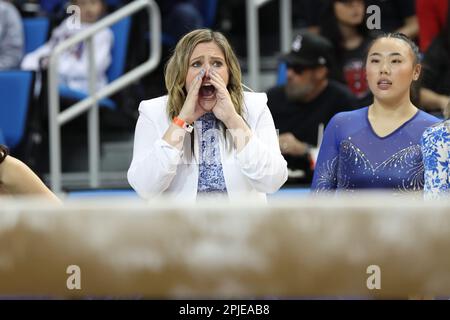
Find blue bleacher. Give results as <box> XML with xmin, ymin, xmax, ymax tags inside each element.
<box><xmin>0</xmin><ymin>71</ymin><xmax>34</xmax><ymax>150</ymax></box>
<box><xmin>23</xmin><ymin>17</ymin><xmax>50</xmax><ymax>54</ymax></box>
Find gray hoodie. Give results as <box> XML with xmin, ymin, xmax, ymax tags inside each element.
<box><xmin>0</xmin><ymin>1</ymin><xmax>24</xmax><ymax>69</ymax></box>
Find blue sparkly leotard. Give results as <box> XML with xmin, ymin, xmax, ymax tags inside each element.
<box><xmin>311</xmin><ymin>107</ymin><xmax>439</xmax><ymax>192</ymax></box>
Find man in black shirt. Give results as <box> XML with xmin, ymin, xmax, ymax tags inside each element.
<box><xmin>267</xmin><ymin>32</ymin><xmax>358</xmax><ymax>185</ymax></box>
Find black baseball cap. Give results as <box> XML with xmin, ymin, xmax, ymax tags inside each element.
<box><xmin>282</xmin><ymin>32</ymin><xmax>334</xmax><ymax>69</ymax></box>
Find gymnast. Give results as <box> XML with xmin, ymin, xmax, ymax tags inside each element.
<box><xmin>311</xmin><ymin>33</ymin><xmax>439</xmax><ymax>193</ymax></box>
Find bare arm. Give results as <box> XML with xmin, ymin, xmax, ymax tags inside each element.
<box><xmin>279</xmin><ymin>132</ymin><xmax>310</xmax><ymax>156</ymax></box>
<box><xmin>0</xmin><ymin>156</ymin><xmax>61</xmax><ymax>203</ymax></box>
<box><xmin>396</xmin><ymin>16</ymin><xmax>419</xmax><ymax>39</ymax></box>
<box><xmin>420</xmin><ymin>88</ymin><xmax>450</xmax><ymax>112</ymax></box>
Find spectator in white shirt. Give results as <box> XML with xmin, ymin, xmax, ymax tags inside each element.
<box><xmin>0</xmin><ymin>0</ymin><xmax>24</xmax><ymax>70</ymax></box>
<box><xmin>21</xmin><ymin>0</ymin><xmax>113</xmax><ymax>92</ymax></box>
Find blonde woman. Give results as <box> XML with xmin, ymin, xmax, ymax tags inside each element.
<box><xmin>127</xmin><ymin>29</ymin><xmax>288</xmax><ymax>201</ymax></box>
<box><xmin>0</xmin><ymin>145</ymin><xmax>60</xmax><ymax>202</ymax></box>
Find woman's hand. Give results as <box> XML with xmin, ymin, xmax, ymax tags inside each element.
<box><xmin>209</xmin><ymin>69</ymin><xmax>239</xmax><ymax>127</ymax></box>
<box><xmin>279</xmin><ymin>132</ymin><xmax>309</xmax><ymax>156</ymax></box>
<box><xmin>209</xmin><ymin>70</ymin><xmax>252</xmax><ymax>152</ymax></box>
<box><xmin>178</xmin><ymin>69</ymin><xmax>206</xmax><ymax>124</ymax></box>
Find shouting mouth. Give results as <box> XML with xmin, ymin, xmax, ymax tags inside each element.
<box><xmin>199</xmin><ymin>83</ymin><xmax>216</xmax><ymax>99</ymax></box>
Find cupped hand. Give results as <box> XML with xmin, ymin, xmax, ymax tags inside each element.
<box><xmin>178</xmin><ymin>69</ymin><xmax>206</xmax><ymax>124</ymax></box>
<box><xmin>209</xmin><ymin>69</ymin><xmax>239</xmax><ymax>126</ymax></box>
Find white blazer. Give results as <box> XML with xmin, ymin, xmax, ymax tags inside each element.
<box><xmin>127</xmin><ymin>91</ymin><xmax>288</xmax><ymax>202</ymax></box>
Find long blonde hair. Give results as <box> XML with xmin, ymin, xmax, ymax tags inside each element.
<box><xmin>164</xmin><ymin>29</ymin><xmax>244</xmax><ymax>120</ymax></box>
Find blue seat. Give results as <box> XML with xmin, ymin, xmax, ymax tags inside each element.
<box><xmin>277</xmin><ymin>62</ymin><xmax>287</xmax><ymax>86</ymax></box>
<box><xmin>0</xmin><ymin>71</ymin><xmax>34</xmax><ymax>149</ymax></box>
<box><xmin>106</xmin><ymin>16</ymin><xmax>131</xmax><ymax>83</ymax></box>
<box><xmin>23</xmin><ymin>17</ymin><xmax>50</xmax><ymax>54</ymax></box>
<box><xmin>59</xmin><ymin>85</ymin><xmax>116</xmax><ymax>109</ymax></box>
<box><xmin>59</xmin><ymin>16</ymin><xmax>132</xmax><ymax>110</ymax></box>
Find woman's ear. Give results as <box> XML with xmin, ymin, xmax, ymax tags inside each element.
<box><xmin>413</xmin><ymin>64</ymin><xmax>421</xmax><ymax>81</ymax></box>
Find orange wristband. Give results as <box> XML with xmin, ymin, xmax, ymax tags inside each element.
<box><xmin>173</xmin><ymin>116</ymin><xmax>194</xmax><ymax>133</ymax></box>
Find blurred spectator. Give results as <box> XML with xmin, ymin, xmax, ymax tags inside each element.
<box><xmin>416</xmin><ymin>0</ymin><xmax>448</xmax><ymax>52</ymax></box>
<box><xmin>319</xmin><ymin>0</ymin><xmax>374</xmax><ymax>106</ymax></box>
<box><xmin>291</xmin><ymin>0</ymin><xmax>326</xmax><ymax>34</ymax></box>
<box><xmin>214</xmin><ymin>0</ymin><xmax>282</xmax><ymax>57</ymax></box>
<box><xmin>9</xmin><ymin>0</ymin><xmax>43</xmax><ymax>17</ymax></box>
<box><xmin>267</xmin><ymin>32</ymin><xmax>357</xmax><ymax>185</ymax></box>
<box><xmin>365</xmin><ymin>0</ymin><xmax>418</xmax><ymax>39</ymax></box>
<box><xmin>21</xmin><ymin>0</ymin><xmax>112</xmax><ymax>92</ymax></box>
<box><xmin>0</xmin><ymin>0</ymin><xmax>24</xmax><ymax>70</ymax></box>
<box><xmin>37</xmin><ymin>0</ymin><xmax>127</xmax><ymax>21</ymax></box>
<box><xmin>420</xmin><ymin>5</ymin><xmax>450</xmax><ymax>114</ymax></box>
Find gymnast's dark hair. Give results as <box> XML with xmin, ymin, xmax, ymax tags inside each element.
<box><xmin>0</xmin><ymin>144</ymin><xmax>9</xmax><ymax>164</ymax></box>
<box><xmin>366</xmin><ymin>32</ymin><xmax>421</xmax><ymax>65</ymax></box>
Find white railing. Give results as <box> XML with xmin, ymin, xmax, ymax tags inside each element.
<box><xmin>246</xmin><ymin>0</ymin><xmax>292</xmax><ymax>91</ymax></box>
<box><xmin>48</xmin><ymin>0</ymin><xmax>161</xmax><ymax>193</ymax></box>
